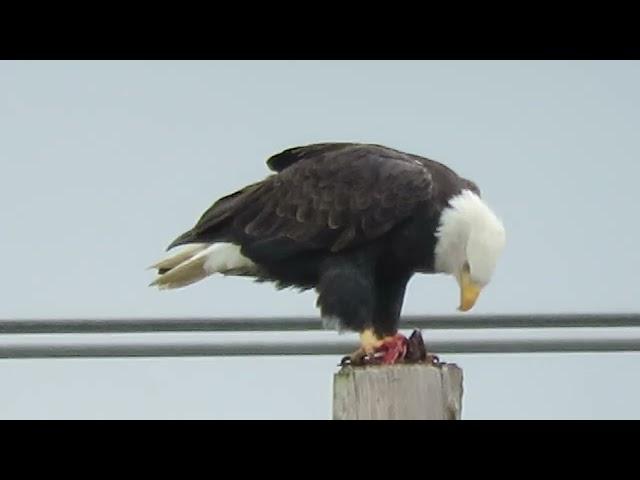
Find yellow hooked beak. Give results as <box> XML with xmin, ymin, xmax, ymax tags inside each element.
<box><xmin>457</xmin><ymin>268</ymin><xmax>482</xmax><ymax>312</ymax></box>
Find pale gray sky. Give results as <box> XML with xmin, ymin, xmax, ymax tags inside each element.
<box><xmin>1</xmin><ymin>60</ymin><xmax>639</xmax><ymax>419</ymax></box>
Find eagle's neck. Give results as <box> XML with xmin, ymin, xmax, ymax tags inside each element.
<box><xmin>432</xmin><ymin>189</ymin><xmax>504</xmax><ymax>278</ymax></box>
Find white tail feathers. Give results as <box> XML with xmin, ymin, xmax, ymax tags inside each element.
<box><xmin>148</xmin><ymin>243</ymin><xmax>209</xmax><ymax>272</ymax></box>
<box><xmin>149</xmin><ymin>242</ymin><xmax>257</xmax><ymax>290</ymax></box>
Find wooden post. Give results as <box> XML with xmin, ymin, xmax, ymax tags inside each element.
<box><xmin>332</xmin><ymin>363</ymin><xmax>463</xmax><ymax>420</ymax></box>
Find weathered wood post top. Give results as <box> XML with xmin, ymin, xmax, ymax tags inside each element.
<box><xmin>333</xmin><ymin>361</ymin><xmax>463</xmax><ymax>420</ymax></box>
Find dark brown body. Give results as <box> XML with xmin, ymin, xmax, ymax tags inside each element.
<box><xmin>164</xmin><ymin>143</ymin><xmax>479</xmax><ymax>337</ymax></box>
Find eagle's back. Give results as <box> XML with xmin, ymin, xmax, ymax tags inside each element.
<box><xmin>167</xmin><ymin>143</ymin><xmax>475</xmax><ymax>266</ymax></box>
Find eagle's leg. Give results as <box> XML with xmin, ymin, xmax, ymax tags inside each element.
<box><xmin>339</xmin><ymin>330</ymin><xmax>379</xmax><ymax>366</ymax></box>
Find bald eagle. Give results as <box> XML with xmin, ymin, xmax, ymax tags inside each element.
<box><xmin>150</xmin><ymin>143</ymin><xmax>506</xmax><ymax>365</ymax></box>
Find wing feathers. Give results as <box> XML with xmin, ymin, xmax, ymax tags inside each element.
<box><xmin>167</xmin><ymin>143</ymin><xmax>436</xmax><ymax>259</ymax></box>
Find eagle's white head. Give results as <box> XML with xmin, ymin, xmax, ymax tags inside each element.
<box><xmin>433</xmin><ymin>189</ymin><xmax>506</xmax><ymax>311</ymax></box>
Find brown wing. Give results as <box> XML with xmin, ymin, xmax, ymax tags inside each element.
<box><xmin>168</xmin><ymin>144</ymin><xmax>437</xmax><ymax>259</ymax></box>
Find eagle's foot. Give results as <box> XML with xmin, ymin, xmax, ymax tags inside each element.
<box><xmin>339</xmin><ymin>329</ymin><xmax>440</xmax><ymax>367</ymax></box>
<box><xmin>339</xmin><ymin>333</ymin><xmax>409</xmax><ymax>367</ymax></box>
<box><xmin>339</xmin><ymin>348</ymin><xmax>368</xmax><ymax>367</ymax></box>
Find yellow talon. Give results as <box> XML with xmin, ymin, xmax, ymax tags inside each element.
<box><xmin>359</xmin><ymin>328</ymin><xmax>384</xmax><ymax>354</ymax></box>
